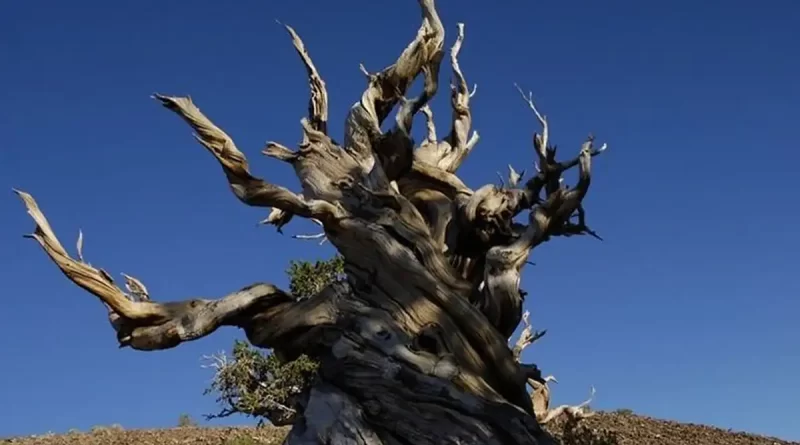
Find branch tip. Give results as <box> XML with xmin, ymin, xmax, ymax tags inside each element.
<box><xmin>76</xmin><ymin>229</ymin><xmax>84</xmax><ymax>263</ymax></box>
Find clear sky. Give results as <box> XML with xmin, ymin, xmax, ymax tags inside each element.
<box><xmin>2</xmin><ymin>0</ymin><xmax>798</xmax><ymax>440</ymax></box>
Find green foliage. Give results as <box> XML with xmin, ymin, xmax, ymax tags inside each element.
<box><xmin>204</xmin><ymin>256</ymin><xmax>342</xmax><ymax>425</ymax></box>
<box><xmin>286</xmin><ymin>255</ymin><xmax>345</xmax><ymax>299</ymax></box>
<box><xmin>177</xmin><ymin>413</ymin><xmax>196</xmax><ymax>427</ymax></box>
<box><xmin>613</xmin><ymin>408</ymin><xmax>633</xmax><ymax>416</ymax></box>
<box><xmin>204</xmin><ymin>340</ymin><xmax>318</xmax><ymax>425</ymax></box>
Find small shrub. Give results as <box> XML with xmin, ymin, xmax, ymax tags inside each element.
<box><xmin>613</xmin><ymin>408</ymin><xmax>633</xmax><ymax>416</ymax></box>
<box><xmin>89</xmin><ymin>425</ymin><xmax>109</xmax><ymax>434</ymax></box>
<box><xmin>177</xmin><ymin>413</ymin><xmax>196</xmax><ymax>427</ymax></box>
<box><xmin>205</xmin><ymin>341</ymin><xmax>318</xmax><ymax>425</ymax></box>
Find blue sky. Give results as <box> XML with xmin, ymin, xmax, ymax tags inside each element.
<box><xmin>2</xmin><ymin>0</ymin><xmax>799</xmax><ymax>440</ymax></box>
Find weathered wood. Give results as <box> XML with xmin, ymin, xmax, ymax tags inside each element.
<box><xmin>14</xmin><ymin>0</ymin><xmax>610</xmax><ymax>443</ymax></box>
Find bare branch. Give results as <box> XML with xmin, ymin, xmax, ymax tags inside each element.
<box><xmin>507</xmin><ymin>165</ymin><xmax>525</xmax><ymax>188</ymax></box>
<box><xmin>152</xmin><ymin>94</ymin><xmax>339</xmax><ymax>223</ymax></box>
<box><xmin>357</xmin><ymin>63</ymin><xmax>368</xmax><ymax>77</ymax></box>
<box><xmin>467</xmin><ymin>128</ymin><xmax>480</xmax><ymax>145</ymax></box>
<box><xmin>559</xmin><ymin>205</ymin><xmax>603</xmax><ymax>241</ymax></box>
<box><xmin>14</xmin><ymin>190</ymin><xmax>340</xmax><ymax>352</ymax></box>
<box><xmin>573</xmin><ymin>136</ymin><xmax>602</xmax><ymax>197</ymax></box>
<box><xmin>415</xmin><ymin>23</ymin><xmax>478</xmax><ymax>173</ymax></box>
<box><xmin>496</xmin><ymin>172</ymin><xmax>505</xmax><ymax>187</ymax></box>
<box><xmin>258</xmin><ymin>207</ymin><xmax>293</xmax><ymax>233</ymax></box>
<box><xmin>343</xmin><ymin>0</ymin><xmax>445</xmax><ymax>164</ymax></box>
<box><xmin>201</xmin><ymin>351</ymin><xmax>229</xmax><ymax>374</ymax></box>
<box><xmin>539</xmin><ymin>386</ymin><xmax>596</xmax><ymax>424</ymax></box>
<box><xmin>393</xmin><ymin>56</ymin><xmax>443</xmax><ymax>138</ymax></box>
<box><xmin>443</xmin><ymin>23</ymin><xmax>476</xmax><ymax>171</ymax></box>
<box><xmin>257</xmin><ymin>140</ymin><xmax>297</xmax><ymax>231</ymax></box>
<box><xmin>528</xmin><ymin>373</ymin><xmax>596</xmax><ymax>425</ymax></box>
<box><xmin>556</xmin><ymin>140</ymin><xmax>607</xmax><ymax>172</ymax></box>
<box><xmin>509</xmin><ymin>91</ymin><xmax>607</xmax><ymax>220</ymax></box>
<box><xmin>76</xmin><ymin>229</ymin><xmax>84</xmax><ymax>263</ymax></box>
<box><xmin>512</xmin><ymin>311</ymin><xmax>547</xmax><ymax>361</ymax></box>
<box><xmin>450</xmin><ymin>23</ymin><xmax>468</xmax><ymax>96</ymax></box>
<box><xmin>280</xmin><ymin>21</ymin><xmax>328</xmax><ymax>135</ymax></box>
<box><xmin>293</xmin><ymin>232</ymin><xmax>327</xmax><ymax>244</ymax></box>
<box><xmin>121</xmin><ymin>273</ymin><xmax>150</xmax><ymax>302</ymax></box>
<box><xmin>292</xmin><ymin>219</ymin><xmax>328</xmax><ymax>245</ymax></box>
<box><xmin>115</xmin><ymin>281</ymin><xmax>299</xmax><ymax>351</ymax></box>
<box><xmin>15</xmin><ymin>190</ymin><xmax>172</xmax><ymax>322</ymax></box>
<box><xmin>479</xmin><ymin>208</ymin><xmax>548</xmax><ymax>337</ymax></box>
<box><xmin>421</xmin><ymin>104</ymin><xmax>437</xmax><ymax>145</ymax></box>
<box><xmin>557</xmin><ymin>135</ymin><xmax>602</xmax><ymax>214</ymax></box>
<box><xmin>514</xmin><ymin>83</ymin><xmax>548</xmax><ymax>162</ymax></box>
<box><xmin>262</xmin><ymin>141</ymin><xmax>298</xmax><ymax>163</ymax></box>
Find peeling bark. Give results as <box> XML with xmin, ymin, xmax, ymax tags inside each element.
<box><xmin>14</xmin><ymin>1</ymin><xmax>610</xmax><ymax>443</ymax></box>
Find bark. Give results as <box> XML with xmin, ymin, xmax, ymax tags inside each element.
<box><xmin>14</xmin><ymin>1</ymin><xmax>610</xmax><ymax>443</ymax></box>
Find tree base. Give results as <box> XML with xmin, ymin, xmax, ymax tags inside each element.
<box><xmin>284</xmin><ymin>354</ymin><xmax>554</xmax><ymax>445</ymax></box>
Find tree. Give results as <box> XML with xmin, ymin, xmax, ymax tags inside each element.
<box><xmin>14</xmin><ymin>1</ymin><xmax>609</xmax><ymax>443</ymax></box>
<box><xmin>202</xmin><ymin>257</ymin><xmax>343</xmax><ymax>426</ymax></box>
<box><xmin>177</xmin><ymin>413</ymin><xmax>196</xmax><ymax>428</ymax></box>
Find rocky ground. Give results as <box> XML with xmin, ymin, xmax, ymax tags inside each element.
<box><xmin>3</xmin><ymin>412</ymin><xmax>797</xmax><ymax>445</ymax></box>
<box><xmin>546</xmin><ymin>412</ymin><xmax>797</xmax><ymax>445</ymax></box>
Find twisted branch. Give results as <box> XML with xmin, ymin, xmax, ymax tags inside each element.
<box><xmin>343</xmin><ymin>0</ymin><xmax>445</xmax><ymax>168</ymax></box>
<box><xmin>415</xmin><ymin>22</ymin><xmax>480</xmax><ymax>173</ymax></box>
<box><xmin>152</xmin><ymin>94</ymin><xmax>340</xmax><ymax>224</ymax></box>
<box><xmin>280</xmin><ymin>21</ymin><xmax>328</xmax><ymax>135</ymax></box>
<box><xmin>14</xmin><ymin>190</ymin><xmax>335</xmax><ymax>353</ymax></box>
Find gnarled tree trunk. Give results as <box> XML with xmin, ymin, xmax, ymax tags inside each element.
<box><xmin>15</xmin><ymin>1</ymin><xmax>608</xmax><ymax>443</ymax></box>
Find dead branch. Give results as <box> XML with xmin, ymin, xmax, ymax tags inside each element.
<box><xmin>152</xmin><ymin>95</ymin><xmax>339</xmax><ymax>224</ymax></box>
<box><xmin>343</xmin><ymin>0</ymin><xmax>444</xmax><ymax>168</ymax></box>
<box><xmin>539</xmin><ymin>386</ymin><xmax>596</xmax><ymax>424</ymax></box>
<box><xmin>201</xmin><ymin>350</ymin><xmax>229</xmax><ymax>375</ymax></box>
<box><xmin>15</xmin><ymin>190</ymin><xmax>172</xmax><ymax>322</ymax></box>
<box><xmin>507</xmin><ymin>165</ymin><xmax>525</xmax><ymax>188</ymax></box>
<box><xmin>415</xmin><ymin>23</ymin><xmax>479</xmax><ymax>173</ymax></box>
<box><xmin>262</xmin><ymin>141</ymin><xmax>298</xmax><ymax>163</ymax></box>
<box><xmin>444</xmin><ymin>22</ymin><xmax>478</xmax><ymax>169</ymax></box>
<box><xmin>559</xmin><ymin>205</ymin><xmax>604</xmax><ymax>241</ymax></box>
<box><xmin>279</xmin><ymin>21</ymin><xmax>328</xmax><ymax>135</ymax></box>
<box><xmin>14</xmin><ymin>190</ymin><xmax>338</xmax><ymax>353</ymax></box>
<box><xmin>292</xmin><ymin>218</ymin><xmax>328</xmax><ymax>245</ymax></box>
<box><xmin>514</xmin><ymin>84</ymin><xmax>548</xmax><ymax>163</ymax></box>
<box><xmin>512</xmin><ymin>311</ymin><xmax>547</xmax><ymax>361</ymax></box>
<box><xmin>75</xmin><ymin>229</ymin><xmax>85</xmax><ymax>262</ymax></box>
<box><xmin>258</xmin><ymin>207</ymin><xmax>294</xmax><ymax>233</ymax></box>
<box><xmin>121</xmin><ymin>273</ymin><xmax>150</xmax><ymax>302</ymax></box>
<box><xmin>512</xmin><ymin>85</ymin><xmax>608</xmax><ymax>212</ymax></box>
<box><xmin>480</xmin><ymin>207</ymin><xmax>548</xmax><ymax>337</ymax></box>
<box><xmin>420</xmin><ymin>104</ymin><xmax>437</xmax><ymax>145</ymax></box>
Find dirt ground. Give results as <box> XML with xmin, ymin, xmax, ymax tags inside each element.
<box><xmin>546</xmin><ymin>412</ymin><xmax>798</xmax><ymax>445</ymax></box>
<box><xmin>3</xmin><ymin>412</ymin><xmax>797</xmax><ymax>445</ymax></box>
